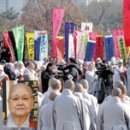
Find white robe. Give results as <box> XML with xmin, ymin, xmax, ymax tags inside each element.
<box><xmin>51</xmin><ymin>89</ymin><xmax>83</xmax><ymax>130</ymax></box>
<box><xmin>97</xmin><ymin>96</ymin><xmax>130</xmax><ymax>130</ymax></box>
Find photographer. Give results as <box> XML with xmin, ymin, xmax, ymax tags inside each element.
<box><xmin>95</xmin><ymin>59</ymin><xmax>114</xmax><ymax>103</ymax></box>
<box><xmin>57</xmin><ymin>58</ymin><xmax>82</xmax><ymax>82</ymax></box>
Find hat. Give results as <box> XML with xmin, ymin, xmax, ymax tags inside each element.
<box><xmin>0</xmin><ymin>65</ymin><xmax>4</xmax><ymax>71</ymax></box>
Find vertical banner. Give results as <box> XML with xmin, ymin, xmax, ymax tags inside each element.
<box><xmin>56</xmin><ymin>36</ymin><xmax>64</xmax><ymax>63</ymax></box>
<box><xmin>12</xmin><ymin>25</ymin><xmax>24</xmax><ymax>61</ymax></box>
<box><xmin>104</xmin><ymin>35</ymin><xmax>115</xmax><ymax>61</ymax></box>
<box><xmin>94</xmin><ymin>35</ymin><xmax>104</xmax><ymax>60</ymax></box>
<box><xmin>123</xmin><ymin>0</ymin><xmax>130</xmax><ymax>47</ymax></box>
<box><xmin>26</xmin><ymin>32</ymin><xmax>34</xmax><ymax>60</ymax></box>
<box><xmin>52</xmin><ymin>8</ymin><xmax>64</xmax><ymax>57</ymax></box>
<box><xmin>65</xmin><ymin>22</ymin><xmax>75</xmax><ymax>61</ymax></box>
<box><xmin>34</xmin><ymin>31</ymin><xmax>41</xmax><ymax>60</ymax></box>
<box><xmin>84</xmin><ymin>41</ymin><xmax>95</xmax><ymax>61</ymax></box>
<box><xmin>88</xmin><ymin>32</ymin><xmax>97</xmax><ymax>41</ymax></box>
<box><xmin>68</xmin><ymin>33</ymin><xmax>75</xmax><ymax>58</ymax></box>
<box><xmin>39</xmin><ymin>31</ymin><xmax>48</xmax><ymax>61</ymax></box>
<box><xmin>75</xmin><ymin>31</ymin><xmax>87</xmax><ymax>61</ymax></box>
<box><xmin>81</xmin><ymin>22</ymin><xmax>93</xmax><ymax>32</ymax></box>
<box><xmin>2</xmin><ymin>32</ymin><xmax>15</xmax><ymax>62</ymax></box>
<box><xmin>118</xmin><ymin>36</ymin><xmax>127</xmax><ymax>64</ymax></box>
<box><xmin>113</xmin><ymin>30</ymin><xmax>124</xmax><ymax>58</ymax></box>
<box><xmin>126</xmin><ymin>47</ymin><xmax>130</xmax><ymax>59</ymax></box>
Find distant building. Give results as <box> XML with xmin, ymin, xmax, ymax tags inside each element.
<box><xmin>0</xmin><ymin>0</ymin><xmax>28</xmax><ymax>13</ymax></box>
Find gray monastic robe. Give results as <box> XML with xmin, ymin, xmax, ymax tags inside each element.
<box><xmin>97</xmin><ymin>96</ymin><xmax>130</xmax><ymax>130</ymax></box>
<box><xmin>51</xmin><ymin>89</ymin><xmax>83</xmax><ymax>130</ymax></box>
<box><xmin>83</xmin><ymin>90</ymin><xmax>98</xmax><ymax>130</ymax></box>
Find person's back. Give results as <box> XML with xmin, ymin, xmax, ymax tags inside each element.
<box><xmin>97</xmin><ymin>88</ymin><xmax>130</xmax><ymax>130</ymax></box>
<box><xmin>51</xmin><ymin>80</ymin><xmax>82</xmax><ymax>130</ymax></box>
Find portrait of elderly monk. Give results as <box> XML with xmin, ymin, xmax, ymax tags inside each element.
<box><xmin>6</xmin><ymin>83</ymin><xmax>34</xmax><ymax>128</ymax></box>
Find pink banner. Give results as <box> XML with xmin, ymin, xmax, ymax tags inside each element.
<box><xmin>124</xmin><ymin>0</ymin><xmax>130</xmax><ymax>47</ymax></box>
<box><xmin>112</xmin><ymin>30</ymin><xmax>124</xmax><ymax>58</ymax></box>
<box><xmin>52</xmin><ymin>8</ymin><xmax>64</xmax><ymax>57</ymax></box>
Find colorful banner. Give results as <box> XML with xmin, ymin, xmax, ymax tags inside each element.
<box><xmin>123</xmin><ymin>0</ymin><xmax>130</xmax><ymax>47</ymax></box>
<box><xmin>75</xmin><ymin>31</ymin><xmax>87</xmax><ymax>61</ymax></box>
<box><xmin>39</xmin><ymin>31</ymin><xmax>48</xmax><ymax>61</ymax></box>
<box><xmin>34</xmin><ymin>31</ymin><xmax>41</xmax><ymax>60</ymax></box>
<box><xmin>2</xmin><ymin>32</ymin><xmax>15</xmax><ymax>62</ymax></box>
<box><xmin>26</xmin><ymin>32</ymin><xmax>34</xmax><ymax>60</ymax></box>
<box><xmin>56</xmin><ymin>36</ymin><xmax>64</xmax><ymax>63</ymax></box>
<box><xmin>12</xmin><ymin>25</ymin><xmax>24</xmax><ymax>61</ymax></box>
<box><xmin>126</xmin><ymin>46</ymin><xmax>130</xmax><ymax>59</ymax></box>
<box><xmin>112</xmin><ymin>30</ymin><xmax>124</xmax><ymax>58</ymax></box>
<box><xmin>84</xmin><ymin>41</ymin><xmax>95</xmax><ymax>61</ymax></box>
<box><xmin>81</xmin><ymin>22</ymin><xmax>93</xmax><ymax>32</ymax></box>
<box><xmin>8</xmin><ymin>31</ymin><xmax>18</xmax><ymax>60</ymax></box>
<box><xmin>94</xmin><ymin>35</ymin><xmax>104</xmax><ymax>60</ymax></box>
<box><xmin>104</xmin><ymin>35</ymin><xmax>115</xmax><ymax>61</ymax></box>
<box><xmin>118</xmin><ymin>36</ymin><xmax>127</xmax><ymax>63</ymax></box>
<box><xmin>68</xmin><ymin>33</ymin><xmax>75</xmax><ymax>58</ymax></box>
<box><xmin>52</xmin><ymin>8</ymin><xmax>64</xmax><ymax>57</ymax></box>
<box><xmin>65</xmin><ymin>22</ymin><xmax>75</xmax><ymax>61</ymax></box>
<box><xmin>88</xmin><ymin>32</ymin><xmax>97</xmax><ymax>41</ymax></box>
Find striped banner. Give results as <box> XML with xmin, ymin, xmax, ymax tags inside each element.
<box><xmin>26</xmin><ymin>32</ymin><xmax>34</xmax><ymax>60</ymax></box>
<box><xmin>84</xmin><ymin>41</ymin><xmax>95</xmax><ymax>61</ymax></box>
<box><xmin>12</xmin><ymin>25</ymin><xmax>25</xmax><ymax>61</ymax></box>
<box><xmin>104</xmin><ymin>35</ymin><xmax>114</xmax><ymax>61</ymax></box>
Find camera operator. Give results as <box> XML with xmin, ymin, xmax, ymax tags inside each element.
<box><xmin>95</xmin><ymin>58</ymin><xmax>114</xmax><ymax>103</ymax></box>
<box><xmin>57</xmin><ymin>58</ymin><xmax>82</xmax><ymax>82</ymax></box>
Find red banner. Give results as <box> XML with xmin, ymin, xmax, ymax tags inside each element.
<box><xmin>123</xmin><ymin>0</ymin><xmax>130</xmax><ymax>47</ymax></box>
<box><xmin>52</xmin><ymin>8</ymin><xmax>64</xmax><ymax>57</ymax></box>
<box><xmin>94</xmin><ymin>35</ymin><xmax>104</xmax><ymax>60</ymax></box>
<box><xmin>56</xmin><ymin>36</ymin><xmax>64</xmax><ymax>63</ymax></box>
<box><xmin>2</xmin><ymin>32</ymin><xmax>15</xmax><ymax>62</ymax></box>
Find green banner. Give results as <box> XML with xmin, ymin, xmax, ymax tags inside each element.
<box><xmin>12</xmin><ymin>25</ymin><xmax>24</xmax><ymax>61</ymax></box>
<box><xmin>118</xmin><ymin>36</ymin><xmax>127</xmax><ymax>64</ymax></box>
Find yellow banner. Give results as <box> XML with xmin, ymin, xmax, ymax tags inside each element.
<box><xmin>26</xmin><ymin>32</ymin><xmax>34</xmax><ymax>60</ymax></box>
<box><xmin>126</xmin><ymin>46</ymin><xmax>130</xmax><ymax>59</ymax></box>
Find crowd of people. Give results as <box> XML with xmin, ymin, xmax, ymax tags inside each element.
<box><xmin>0</xmin><ymin>56</ymin><xmax>130</xmax><ymax>130</ymax></box>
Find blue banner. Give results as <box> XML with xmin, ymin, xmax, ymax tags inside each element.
<box><xmin>84</xmin><ymin>41</ymin><xmax>95</xmax><ymax>61</ymax></box>
<box><xmin>104</xmin><ymin>36</ymin><xmax>114</xmax><ymax>61</ymax></box>
<box><xmin>65</xmin><ymin>22</ymin><xmax>75</xmax><ymax>61</ymax></box>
